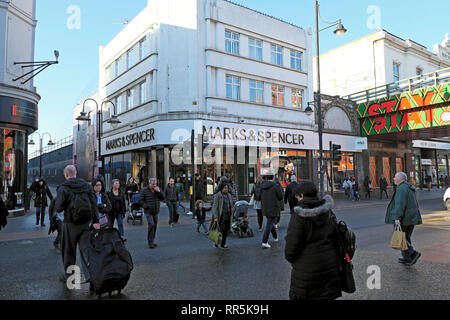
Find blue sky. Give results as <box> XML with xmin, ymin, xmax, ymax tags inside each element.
<box><xmin>32</xmin><ymin>0</ymin><xmax>449</xmax><ymax>154</ymax></box>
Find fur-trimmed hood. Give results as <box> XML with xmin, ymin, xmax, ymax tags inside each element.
<box><xmin>294</xmin><ymin>195</ymin><xmax>335</xmax><ymax>225</ymax></box>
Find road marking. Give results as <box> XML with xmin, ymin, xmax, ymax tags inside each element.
<box><xmin>422</xmin><ymin>218</ymin><xmax>446</xmax><ymax>222</ymax></box>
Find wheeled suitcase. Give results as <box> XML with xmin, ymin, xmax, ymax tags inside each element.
<box><xmin>81</xmin><ymin>227</ymin><xmax>133</xmax><ymax>297</ymax></box>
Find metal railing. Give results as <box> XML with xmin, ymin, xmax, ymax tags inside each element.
<box><xmin>28</xmin><ymin>135</ymin><xmax>73</xmax><ymax>160</ymax></box>
<box><xmin>343</xmin><ymin>67</ymin><xmax>450</xmax><ymax>104</ymax></box>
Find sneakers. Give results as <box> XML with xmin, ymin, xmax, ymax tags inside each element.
<box><xmin>405</xmin><ymin>251</ymin><xmax>421</xmax><ymax>266</ymax></box>
<box><xmin>214</xmin><ymin>243</ymin><xmax>219</xmax><ymax>248</ymax></box>
<box><xmin>262</xmin><ymin>243</ymin><xmax>271</xmax><ymax>249</ymax></box>
<box><xmin>221</xmin><ymin>245</ymin><xmax>229</xmax><ymax>249</ymax></box>
<box><xmin>273</xmin><ymin>238</ymin><xmax>279</xmax><ymax>243</ymax></box>
<box><xmin>258</xmin><ymin>228</ymin><xmax>263</xmax><ymax>232</ymax></box>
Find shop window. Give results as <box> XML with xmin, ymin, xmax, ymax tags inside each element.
<box><xmin>370</xmin><ymin>156</ymin><xmax>377</xmax><ymax>187</ymax></box>
<box><xmin>396</xmin><ymin>157</ymin><xmax>403</xmax><ymax>174</ymax></box>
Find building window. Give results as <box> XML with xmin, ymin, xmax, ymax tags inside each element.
<box><xmin>290</xmin><ymin>50</ymin><xmax>303</xmax><ymax>71</ymax></box>
<box><xmin>249</xmin><ymin>80</ymin><xmax>264</xmax><ymax>103</ymax></box>
<box><xmin>106</xmin><ymin>64</ymin><xmax>114</xmax><ymax>82</ymax></box>
<box><xmin>127</xmin><ymin>87</ymin><xmax>136</xmax><ymax>110</ymax></box>
<box><xmin>127</xmin><ymin>43</ymin><xmax>139</xmax><ymax>69</ymax></box>
<box><xmin>116</xmin><ymin>95</ymin><xmax>123</xmax><ymax>114</ymax></box>
<box><xmin>248</xmin><ymin>37</ymin><xmax>262</xmax><ymax>61</ymax></box>
<box><xmin>291</xmin><ymin>88</ymin><xmax>304</xmax><ymax>108</ymax></box>
<box><xmin>393</xmin><ymin>62</ymin><xmax>400</xmax><ymax>82</ymax></box>
<box><xmin>139</xmin><ymin>37</ymin><xmax>147</xmax><ymax>60</ymax></box>
<box><xmin>271</xmin><ymin>85</ymin><xmax>284</xmax><ymax>106</ymax></box>
<box><xmin>116</xmin><ymin>54</ymin><xmax>126</xmax><ymax>76</ymax></box>
<box><xmin>271</xmin><ymin>44</ymin><xmax>283</xmax><ymax>66</ymax></box>
<box><xmin>140</xmin><ymin>81</ymin><xmax>147</xmax><ymax>104</ymax></box>
<box><xmin>226</xmin><ymin>75</ymin><xmax>240</xmax><ymax>100</ymax></box>
<box><xmin>225</xmin><ymin>30</ymin><xmax>240</xmax><ymax>55</ymax></box>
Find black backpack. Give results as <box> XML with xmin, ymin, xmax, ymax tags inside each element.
<box><xmin>70</xmin><ymin>190</ymin><xmax>93</xmax><ymax>224</ymax></box>
<box><xmin>253</xmin><ymin>185</ymin><xmax>262</xmax><ymax>202</ymax></box>
<box><xmin>333</xmin><ymin>219</ymin><xmax>356</xmax><ymax>293</ymax></box>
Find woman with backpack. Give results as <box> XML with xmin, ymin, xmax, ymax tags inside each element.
<box><xmin>284</xmin><ymin>181</ymin><xmax>342</xmax><ymax>300</ymax></box>
<box><xmin>107</xmin><ymin>179</ymin><xmax>127</xmax><ymax>238</ymax></box>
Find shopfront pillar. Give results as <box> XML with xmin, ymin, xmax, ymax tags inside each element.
<box><xmin>151</xmin><ymin>149</ymin><xmax>157</xmax><ymax>180</ymax></box>
<box><xmin>164</xmin><ymin>146</ymin><xmax>170</xmax><ymax>186</ymax></box>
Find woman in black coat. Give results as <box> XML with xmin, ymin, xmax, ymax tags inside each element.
<box><xmin>285</xmin><ymin>181</ymin><xmax>342</xmax><ymax>300</ymax></box>
<box><xmin>107</xmin><ymin>179</ymin><xmax>127</xmax><ymax>237</ymax></box>
<box><xmin>34</xmin><ymin>178</ymin><xmax>53</xmax><ymax>227</ymax></box>
<box><xmin>363</xmin><ymin>176</ymin><xmax>371</xmax><ymax>199</ymax></box>
<box><xmin>92</xmin><ymin>178</ymin><xmax>112</xmax><ymax>225</ymax></box>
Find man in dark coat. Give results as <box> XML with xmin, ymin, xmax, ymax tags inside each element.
<box><xmin>194</xmin><ymin>174</ymin><xmax>203</xmax><ymax>201</ymax></box>
<box><xmin>385</xmin><ymin>172</ymin><xmax>422</xmax><ymax>266</ymax></box>
<box><xmin>379</xmin><ymin>175</ymin><xmax>389</xmax><ymax>199</ymax></box>
<box><xmin>164</xmin><ymin>178</ymin><xmax>179</xmax><ymax>226</ymax></box>
<box><xmin>34</xmin><ymin>178</ymin><xmax>53</xmax><ymax>227</ymax></box>
<box><xmin>260</xmin><ymin>175</ymin><xmax>283</xmax><ymax>248</ymax></box>
<box><xmin>55</xmin><ymin>165</ymin><xmax>100</xmax><ymax>283</ymax></box>
<box><xmin>139</xmin><ymin>178</ymin><xmax>165</xmax><ymax>248</ymax></box>
<box><xmin>284</xmin><ymin>175</ymin><xmax>299</xmax><ymax>214</ymax></box>
<box><xmin>285</xmin><ymin>181</ymin><xmax>342</xmax><ymax>300</ymax></box>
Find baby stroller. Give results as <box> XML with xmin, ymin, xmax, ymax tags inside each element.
<box><xmin>126</xmin><ymin>192</ymin><xmax>143</xmax><ymax>225</ymax></box>
<box><xmin>231</xmin><ymin>200</ymin><xmax>254</xmax><ymax>238</ymax></box>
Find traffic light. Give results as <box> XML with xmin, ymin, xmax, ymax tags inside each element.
<box><xmin>332</xmin><ymin>144</ymin><xmax>342</xmax><ymax>161</ymax></box>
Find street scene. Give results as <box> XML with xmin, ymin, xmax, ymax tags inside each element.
<box><xmin>1</xmin><ymin>0</ymin><xmax>450</xmax><ymax>305</ymax></box>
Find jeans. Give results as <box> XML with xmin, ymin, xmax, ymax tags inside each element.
<box><xmin>167</xmin><ymin>201</ymin><xmax>178</xmax><ymax>224</ymax></box>
<box><xmin>380</xmin><ymin>189</ymin><xmax>389</xmax><ymax>199</ymax></box>
<box><xmin>219</xmin><ymin>216</ymin><xmax>230</xmax><ymax>247</ymax></box>
<box><xmin>61</xmin><ymin>222</ymin><xmax>90</xmax><ymax>281</ymax></box>
<box><xmin>262</xmin><ymin>216</ymin><xmax>278</xmax><ymax>244</ymax></box>
<box><xmin>36</xmin><ymin>207</ymin><xmax>46</xmax><ymax>224</ymax></box>
<box><xmin>400</xmin><ymin>225</ymin><xmax>416</xmax><ymax>259</ymax></box>
<box><xmin>145</xmin><ymin>213</ymin><xmax>159</xmax><ymax>246</ymax></box>
<box><xmin>108</xmin><ymin>213</ymin><xmax>124</xmax><ymax>236</ymax></box>
<box><xmin>256</xmin><ymin>209</ymin><xmax>263</xmax><ymax>229</ymax></box>
<box><xmin>196</xmin><ymin>220</ymin><xmax>208</xmax><ymax>233</ymax></box>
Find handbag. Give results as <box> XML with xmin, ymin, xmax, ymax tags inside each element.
<box><xmin>208</xmin><ymin>221</ymin><xmax>222</xmax><ymax>245</ymax></box>
<box><xmin>334</xmin><ymin>220</ymin><xmax>356</xmax><ymax>294</ymax></box>
<box><xmin>248</xmin><ymin>195</ymin><xmax>255</xmax><ymax>206</ymax></box>
<box><xmin>390</xmin><ymin>224</ymin><xmax>408</xmax><ymax>250</ymax></box>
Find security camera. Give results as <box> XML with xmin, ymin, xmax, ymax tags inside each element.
<box><xmin>54</xmin><ymin>50</ymin><xmax>59</xmax><ymax>61</ymax></box>
<box><xmin>240</xmin><ymin>119</ymin><xmax>245</xmax><ymax>123</ymax></box>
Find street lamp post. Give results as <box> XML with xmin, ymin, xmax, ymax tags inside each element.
<box><xmin>28</xmin><ymin>132</ymin><xmax>55</xmax><ymax>178</ymax></box>
<box><xmin>76</xmin><ymin>98</ymin><xmax>121</xmax><ymax>177</ymax></box>
<box><xmin>312</xmin><ymin>0</ymin><xmax>347</xmax><ymax>198</ymax></box>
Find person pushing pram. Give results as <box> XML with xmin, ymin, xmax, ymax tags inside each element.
<box><xmin>126</xmin><ymin>192</ymin><xmax>144</xmax><ymax>224</ymax></box>
<box><xmin>231</xmin><ymin>200</ymin><xmax>254</xmax><ymax>238</ymax></box>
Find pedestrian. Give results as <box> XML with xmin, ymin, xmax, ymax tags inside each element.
<box><xmin>260</xmin><ymin>175</ymin><xmax>283</xmax><ymax>249</ymax></box>
<box><xmin>250</xmin><ymin>176</ymin><xmax>264</xmax><ymax>232</ymax></box>
<box><xmin>274</xmin><ymin>176</ymin><xmax>284</xmax><ymax>229</ymax></box>
<box><xmin>107</xmin><ymin>179</ymin><xmax>127</xmax><ymax>238</ymax></box>
<box><xmin>284</xmin><ymin>175</ymin><xmax>299</xmax><ymax>214</ymax></box>
<box><xmin>139</xmin><ymin>178</ymin><xmax>165</xmax><ymax>249</ymax></box>
<box><xmin>343</xmin><ymin>178</ymin><xmax>352</xmax><ymax>200</ymax></box>
<box><xmin>126</xmin><ymin>177</ymin><xmax>139</xmax><ymax>204</ymax></box>
<box><xmin>0</xmin><ymin>196</ymin><xmax>8</xmax><ymax>231</ymax></box>
<box><xmin>425</xmin><ymin>175</ymin><xmax>432</xmax><ymax>191</ymax></box>
<box><xmin>164</xmin><ymin>178</ymin><xmax>179</xmax><ymax>226</ymax></box>
<box><xmin>363</xmin><ymin>176</ymin><xmax>372</xmax><ymax>199</ymax></box>
<box><xmin>194</xmin><ymin>200</ymin><xmax>211</xmax><ymax>234</ymax></box>
<box><xmin>446</xmin><ymin>175</ymin><xmax>450</xmax><ymax>188</ymax></box>
<box><xmin>92</xmin><ymin>178</ymin><xmax>111</xmax><ymax>228</ymax></box>
<box><xmin>55</xmin><ymin>165</ymin><xmax>100</xmax><ymax>283</ymax></box>
<box><xmin>194</xmin><ymin>173</ymin><xmax>203</xmax><ymax>201</ymax></box>
<box><xmin>379</xmin><ymin>175</ymin><xmax>389</xmax><ymax>199</ymax></box>
<box><xmin>351</xmin><ymin>177</ymin><xmax>360</xmax><ymax>201</ymax></box>
<box><xmin>34</xmin><ymin>178</ymin><xmax>53</xmax><ymax>227</ymax></box>
<box><xmin>385</xmin><ymin>172</ymin><xmax>422</xmax><ymax>266</ymax></box>
<box><xmin>211</xmin><ymin>183</ymin><xmax>234</xmax><ymax>249</ymax></box>
<box><xmin>176</xmin><ymin>177</ymin><xmax>186</xmax><ymax>213</ymax></box>
<box><xmin>284</xmin><ymin>181</ymin><xmax>342</xmax><ymax>300</ymax></box>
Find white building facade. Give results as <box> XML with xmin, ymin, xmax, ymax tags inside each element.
<box><xmin>75</xmin><ymin>0</ymin><xmax>364</xmax><ymax>197</ymax></box>
<box><xmin>0</xmin><ymin>0</ymin><xmax>40</xmax><ymax>212</ymax></box>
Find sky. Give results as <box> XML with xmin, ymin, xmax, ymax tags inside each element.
<box><xmin>31</xmin><ymin>0</ymin><xmax>450</xmax><ymax>154</ymax></box>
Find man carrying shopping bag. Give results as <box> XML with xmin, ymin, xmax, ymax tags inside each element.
<box><xmin>385</xmin><ymin>172</ymin><xmax>423</xmax><ymax>266</ymax></box>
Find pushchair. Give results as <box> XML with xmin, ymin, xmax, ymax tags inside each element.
<box><xmin>231</xmin><ymin>200</ymin><xmax>254</xmax><ymax>238</ymax></box>
<box><xmin>126</xmin><ymin>192</ymin><xmax>143</xmax><ymax>225</ymax></box>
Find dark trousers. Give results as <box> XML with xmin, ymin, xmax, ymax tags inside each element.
<box><xmin>36</xmin><ymin>207</ymin><xmax>46</xmax><ymax>224</ymax></box>
<box><xmin>145</xmin><ymin>213</ymin><xmax>159</xmax><ymax>245</ymax></box>
<box><xmin>219</xmin><ymin>216</ymin><xmax>230</xmax><ymax>247</ymax></box>
<box><xmin>61</xmin><ymin>222</ymin><xmax>90</xmax><ymax>280</ymax></box>
<box><xmin>257</xmin><ymin>209</ymin><xmax>263</xmax><ymax>229</ymax></box>
<box><xmin>167</xmin><ymin>201</ymin><xmax>178</xmax><ymax>223</ymax></box>
<box><xmin>288</xmin><ymin>201</ymin><xmax>296</xmax><ymax>213</ymax></box>
<box><xmin>380</xmin><ymin>189</ymin><xmax>389</xmax><ymax>199</ymax></box>
<box><xmin>54</xmin><ymin>219</ymin><xmax>63</xmax><ymax>245</ymax></box>
<box><xmin>365</xmin><ymin>191</ymin><xmax>371</xmax><ymax>199</ymax></box>
<box><xmin>262</xmin><ymin>216</ymin><xmax>278</xmax><ymax>243</ymax></box>
<box><xmin>401</xmin><ymin>225</ymin><xmax>416</xmax><ymax>259</ymax></box>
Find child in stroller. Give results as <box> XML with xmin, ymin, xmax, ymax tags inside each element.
<box><xmin>126</xmin><ymin>192</ymin><xmax>144</xmax><ymax>225</ymax></box>
<box><xmin>231</xmin><ymin>200</ymin><xmax>254</xmax><ymax>238</ymax></box>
